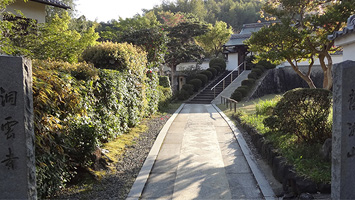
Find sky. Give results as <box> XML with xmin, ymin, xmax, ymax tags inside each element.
<box><xmin>75</xmin><ymin>0</ymin><xmax>164</xmax><ymax>22</ymax></box>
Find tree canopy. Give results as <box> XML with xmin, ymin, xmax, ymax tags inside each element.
<box><xmin>247</xmin><ymin>0</ymin><xmax>355</xmax><ymax>90</ymax></box>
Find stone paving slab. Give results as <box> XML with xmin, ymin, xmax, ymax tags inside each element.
<box><xmin>137</xmin><ymin>104</ymin><xmax>273</xmax><ymax>200</ymax></box>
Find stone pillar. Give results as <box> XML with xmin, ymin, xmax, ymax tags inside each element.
<box><xmin>332</xmin><ymin>60</ymin><xmax>355</xmax><ymax>199</ymax></box>
<box><xmin>0</xmin><ymin>56</ymin><xmax>36</xmax><ymax>199</ymax></box>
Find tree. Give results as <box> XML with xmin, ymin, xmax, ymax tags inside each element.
<box><xmin>46</xmin><ymin>0</ymin><xmax>76</xmax><ymax>21</ymax></box>
<box><xmin>195</xmin><ymin>21</ymin><xmax>233</xmax><ymax>57</ymax></box>
<box><xmin>247</xmin><ymin>0</ymin><xmax>355</xmax><ymax>90</ymax></box>
<box><xmin>165</xmin><ymin>21</ymin><xmax>208</xmax><ymax>93</ymax></box>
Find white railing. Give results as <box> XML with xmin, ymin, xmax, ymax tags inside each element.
<box><xmin>210</xmin><ymin>62</ymin><xmax>246</xmax><ymax>98</ymax></box>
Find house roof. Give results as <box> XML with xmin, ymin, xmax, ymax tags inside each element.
<box><xmin>224</xmin><ymin>22</ymin><xmax>271</xmax><ymax>47</ymax></box>
<box><xmin>30</xmin><ymin>0</ymin><xmax>71</xmax><ymax>9</ymax></box>
<box><xmin>328</xmin><ymin>15</ymin><xmax>355</xmax><ymax>40</ymax></box>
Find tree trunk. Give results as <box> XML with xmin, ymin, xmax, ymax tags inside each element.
<box><xmin>287</xmin><ymin>59</ymin><xmax>316</xmax><ymax>89</ymax></box>
<box><xmin>319</xmin><ymin>53</ymin><xmax>333</xmax><ymax>90</ymax></box>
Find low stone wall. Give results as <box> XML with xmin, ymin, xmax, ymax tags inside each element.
<box><xmin>234</xmin><ymin>116</ymin><xmax>331</xmax><ymax>195</ymax></box>
<box><xmin>250</xmin><ymin>66</ymin><xmax>324</xmax><ymax>99</ymax></box>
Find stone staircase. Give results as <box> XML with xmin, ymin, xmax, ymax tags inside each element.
<box><xmin>187</xmin><ymin>70</ymin><xmax>240</xmax><ymax>104</ymax></box>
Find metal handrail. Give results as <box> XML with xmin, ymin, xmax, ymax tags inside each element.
<box><xmin>221</xmin><ymin>96</ymin><xmax>238</xmax><ymax>112</ymax></box>
<box><xmin>210</xmin><ymin>62</ymin><xmax>245</xmax><ymax>98</ymax></box>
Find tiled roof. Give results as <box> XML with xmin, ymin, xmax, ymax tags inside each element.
<box><xmin>328</xmin><ymin>15</ymin><xmax>355</xmax><ymax>40</ymax></box>
<box><xmin>30</xmin><ymin>0</ymin><xmax>70</xmax><ymax>9</ymax></box>
<box><xmin>224</xmin><ymin>22</ymin><xmax>271</xmax><ymax>47</ymax></box>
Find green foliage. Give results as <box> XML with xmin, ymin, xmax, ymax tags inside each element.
<box><xmin>182</xmin><ymin>84</ymin><xmax>194</xmax><ymax>95</ymax></box>
<box><xmin>178</xmin><ymin>89</ymin><xmax>191</xmax><ymax>100</ymax></box>
<box><xmin>207</xmin><ymin>67</ymin><xmax>217</xmax><ymax>78</ymax></box>
<box><xmin>257</xmin><ymin>59</ymin><xmax>276</xmax><ymax>69</ymax></box>
<box><xmin>255</xmin><ymin>96</ymin><xmax>280</xmax><ymax>116</ymax></box>
<box><xmin>231</xmin><ymin>90</ymin><xmax>242</xmax><ymax>101</ymax></box>
<box><xmin>248</xmin><ymin>72</ymin><xmax>258</xmax><ymax>79</ymax></box>
<box><xmin>209</xmin><ymin>57</ymin><xmax>226</xmax><ymax>71</ymax></box>
<box><xmin>195</xmin><ymin>21</ymin><xmax>233</xmax><ymax>57</ymax></box>
<box><xmin>82</xmin><ymin>42</ymin><xmax>148</xmax><ymax>73</ymax></box>
<box><xmin>241</xmin><ymin>79</ymin><xmax>255</xmax><ymax>87</ymax></box>
<box><xmin>159</xmin><ymin>76</ymin><xmax>171</xmax><ymax>88</ymax></box>
<box><xmin>188</xmin><ymin>78</ymin><xmax>203</xmax><ymax>92</ymax></box>
<box><xmin>32</xmin><ymin>53</ymin><xmax>161</xmax><ymax>197</ymax></box>
<box><xmin>200</xmin><ymin>70</ymin><xmax>213</xmax><ymax>80</ymax></box>
<box><xmin>211</xmin><ymin>65</ymin><xmax>222</xmax><ymax>74</ymax></box>
<box><xmin>235</xmin><ymin>87</ymin><xmax>248</xmax><ymax>96</ymax></box>
<box><xmin>195</xmin><ymin>73</ymin><xmax>208</xmax><ymax>86</ymax></box>
<box><xmin>251</xmin><ymin>68</ymin><xmax>263</xmax><ymax>76</ymax></box>
<box><xmin>158</xmin><ymin>86</ymin><xmax>173</xmax><ymax>110</ymax></box>
<box><xmin>254</xmin><ymin>64</ymin><xmax>265</xmax><ymax>72</ymax></box>
<box><xmin>264</xmin><ymin>88</ymin><xmax>332</xmax><ymax>144</ymax></box>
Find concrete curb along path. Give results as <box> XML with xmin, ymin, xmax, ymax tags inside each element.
<box><xmin>126</xmin><ymin>103</ymin><xmax>185</xmax><ymax>200</ymax></box>
<box><xmin>212</xmin><ymin>104</ymin><xmax>276</xmax><ymax>200</ymax></box>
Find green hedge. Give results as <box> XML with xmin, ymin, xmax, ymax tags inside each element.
<box><xmin>188</xmin><ymin>79</ymin><xmax>203</xmax><ymax>92</ymax></box>
<box><xmin>159</xmin><ymin>76</ymin><xmax>171</xmax><ymax>88</ymax></box>
<box><xmin>82</xmin><ymin>42</ymin><xmax>147</xmax><ymax>73</ymax></box>
<box><xmin>196</xmin><ymin>74</ymin><xmax>208</xmax><ymax>86</ymax></box>
<box><xmin>209</xmin><ymin>57</ymin><xmax>226</xmax><ymax>71</ymax></box>
<box><xmin>182</xmin><ymin>84</ymin><xmax>194</xmax><ymax>95</ymax></box>
<box><xmin>200</xmin><ymin>70</ymin><xmax>213</xmax><ymax>80</ymax></box>
<box><xmin>263</xmin><ymin>88</ymin><xmax>332</xmax><ymax>144</ymax></box>
<box><xmin>32</xmin><ymin>45</ymin><xmax>164</xmax><ymax>198</ymax></box>
<box><xmin>231</xmin><ymin>91</ymin><xmax>242</xmax><ymax>101</ymax></box>
<box><xmin>207</xmin><ymin>68</ymin><xmax>217</xmax><ymax>78</ymax></box>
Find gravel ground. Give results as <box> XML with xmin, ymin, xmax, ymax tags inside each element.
<box><xmin>56</xmin><ymin>113</ymin><xmax>172</xmax><ymax>200</ymax></box>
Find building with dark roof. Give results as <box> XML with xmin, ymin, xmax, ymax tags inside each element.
<box><xmin>329</xmin><ymin>15</ymin><xmax>355</xmax><ymax>61</ymax></box>
<box><xmin>5</xmin><ymin>0</ymin><xmax>70</xmax><ymax>23</ymax></box>
<box><xmin>222</xmin><ymin>22</ymin><xmax>271</xmax><ymax>70</ymax></box>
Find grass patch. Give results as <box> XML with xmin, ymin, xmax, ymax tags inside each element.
<box><xmin>218</xmin><ymin>94</ymin><xmax>331</xmax><ymax>184</ymax></box>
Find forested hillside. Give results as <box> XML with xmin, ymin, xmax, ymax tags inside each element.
<box><xmin>147</xmin><ymin>0</ymin><xmax>263</xmax><ymax>32</ymax></box>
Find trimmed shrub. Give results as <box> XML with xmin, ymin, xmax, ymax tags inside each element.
<box><xmin>209</xmin><ymin>57</ymin><xmax>227</xmax><ymax>70</ymax></box>
<box><xmin>196</xmin><ymin>74</ymin><xmax>208</xmax><ymax>86</ymax></box>
<box><xmin>263</xmin><ymin>88</ymin><xmax>332</xmax><ymax>144</ymax></box>
<box><xmin>231</xmin><ymin>90</ymin><xmax>243</xmax><ymax>101</ymax></box>
<box><xmin>188</xmin><ymin>78</ymin><xmax>203</xmax><ymax>92</ymax></box>
<box><xmin>239</xmin><ymin>85</ymin><xmax>250</xmax><ymax>90</ymax></box>
<box><xmin>158</xmin><ymin>86</ymin><xmax>172</xmax><ymax>110</ymax></box>
<box><xmin>252</xmin><ymin>68</ymin><xmax>263</xmax><ymax>76</ymax></box>
<box><xmin>248</xmin><ymin>72</ymin><xmax>258</xmax><ymax>80</ymax></box>
<box><xmin>207</xmin><ymin>68</ymin><xmax>217</xmax><ymax>78</ymax></box>
<box><xmin>235</xmin><ymin>87</ymin><xmax>248</xmax><ymax>96</ymax></box>
<box><xmin>200</xmin><ymin>70</ymin><xmax>213</xmax><ymax>80</ymax></box>
<box><xmin>82</xmin><ymin>41</ymin><xmax>147</xmax><ymax>73</ymax></box>
<box><xmin>257</xmin><ymin>59</ymin><xmax>276</xmax><ymax>69</ymax></box>
<box><xmin>182</xmin><ymin>84</ymin><xmax>194</xmax><ymax>95</ymax></box>
<box><xmin>159</xmin><ymin>76</ymin><xmax>171</xmax><ymax>88</ymax></box>
<box><xmin>211</xmin><ymin>65</ymin><xmax>222</xmax><ymax>74</ymax></box>
<box><xmin>255</xmin><ymin>64</ymin><xmax>266</xmax><ymax>72</ymax></box>
<box><xmin>241</xmin><ymin>79</ymin><xmax>255</xmax><ymax>87</ymax></box>
<box><xmin>178</xmin><ymin>89</ymin><xmax>191</xmax><ymax>100</ymax></box>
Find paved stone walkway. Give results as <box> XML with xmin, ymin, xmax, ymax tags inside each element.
<box><xmin>140</xmin><ymin>104</ymin><xmax>264</xmax><ymax>200</ymax></box>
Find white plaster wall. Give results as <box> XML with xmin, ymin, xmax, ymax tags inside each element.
<box><xmin>226</xmin><ymin>53</ymin><xmax>238</xmax><ymax>71</ymax></box>
<box><xmin>343</xmin><ymin>45</ymin><xmax>355</xmax><ymax>61</ymax></box>
<box><xmin>6</xmin><ymin>1</ymin><xmax>46</xmax><ymax>23</ymax></box>
<box><xmin>277</xmin><ymin>54</ymin><xmax>343</xmax><ymax>68</ymax></box>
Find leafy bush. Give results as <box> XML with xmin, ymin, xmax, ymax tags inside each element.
<box><xmin>178</xmin><ymin>89</ymin><xmax>191</xmax><ymax>100</ymax></box>
<box><xmin>158</xmin><ymin>76</ymin><xmax>171</xmax><ymax>88</ymax></box>
<box><xmin>252</xmin><ymin>68</ymin><xmax>263</xmax><ymax>76</ymax></box>
<box><xmin>236</xmin><ymin>87</ymin><xmax>248</xmax><ymax>96</ymax></box>
<box><xmin>231</xmin><ymin>90</ymin><xmax>243</xmax><ymax>101</ymax></box>
<box><xmin>255</xmin><ymin>96</ymin><xmax>280</xmax><ymax>115</ymax></box>
<box><xmin>196</xmin><ymin>73</ymin><xmax>208</xmax><ymax>86</ymax></box>
<box><xmin>257</xmin><ymin>59</ymin><xmax>276</xmax><ymax>69</ymax></box>
<box><xmin>263</xmin><ymin>88</ymin><xmax>332</xmax><ymax>144</ymax></box>
<box><xmin>248</xmin><ymin>72</ymin><xmax>258</xmax><ymax>79</ymax></box>
<box><xmin>188</xmin><ymin>78</ymin><xmax>203</xmax><ymax>92</ymax></box>
<box><xmin>211</xmin><ymin>65</ymin><xmax>222</xmax><ymax>74</ymax></box>
<box><xmin>241</xmin><ymin>79</ymin><xmax>255</xmax><ymax>87</ymax></box>
<box><xmin>207</xmin><ymin>67</ymin><xmax>217</xmax><ymax>78</ymax></box>
<box><xmin>158</xmin><ymin>86</ymin><xmax>172</xmax><ymax>110</ymax></box>
<box><xmin>209</xmin><ymin>57</ymin><xmax>227</xmax><ymax>70</ymax></box>
<box><xmin>182</xmin><ymin>84</ymin><xmax>194</xmax><ymax>95</ymax></box>
<box><xmin>33</xmin><ymin>53</ymin><xmax>160</xmax><ymax>198</ymax></box>
<box><xmin>82</xmin><ymin>42</ymin><xmax>147</xmax><ymax>72</ymax></box>
<box><xmin>200</xmin><ymin>70</ymin><xmax>213</xmax><ymax>80</ymax></box>
<box><xmin>255</xmin><ymin>64</ymin><xmax>266</xmax><ymax>72</ymax></box>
